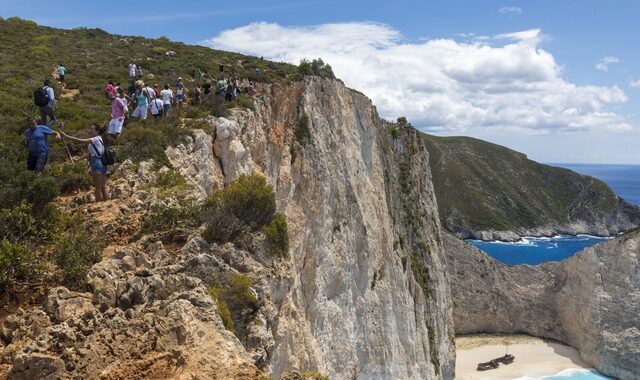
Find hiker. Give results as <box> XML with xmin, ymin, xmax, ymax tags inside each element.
<box><xmin>35</xmin><ymin>80</ymin><xmax>57</xmax><ymax>127</ymax></box>
<box><xmin>127</xmin><ymin>81</ymin><xmax>137</xmax><ymax>98</ymax></box>
<box><xmin>128</xmin><ymin>63</ymin><xmax>137</xmax><ymax>80</ymax></box>
<box><xmin>109</xmin><ymin>88</ymin><xmax>128</xmax><ymax>139</ymax></box>
<box><xmin>175</xmin><ymin>79</ymin><xmax>186</xmax><ymax>111</ymax></box>
<box><xmin>215</xmin><ymin>77</ymin><xmax>226</xmax><ymax>96</ymax></box>
<box><xmin>194</xmin><ymin>68</ymin><xmax>203</xmax><ymax>86</ymax></box>
<box><xmin>131</xmin><ymin>80</ymin><xmax>150</xmax><ymax>121</ymax></box>
<box><xmin>247</xmin><ymin>81</ymin><xmax>256</xmax><ymax>96</ymax></box>
<box><xmin>57</xmin><ymin>64</ymin><xmax>66</xmax><ymax>85</ymax></box>
<box><xmin>193</xmin><ymin>85</ymin><xmax>201</xmax><ymax>105</ymax></box>
<box><xmin>153</xmin><ymin>84</ymin><xmax>161</xmax><ymax>98</ymax></box>
<box><xmin>137</xmin><ymin>66</ymin><xmax>143</xmax><ymax>78</ymax></box>
<box><xmin>202</xmin><ymin>80</ymin><xmax>212</xmax><ymax>96</ymax></box>
<box><xmin>145</xmin><ymin>83</ymin><xmax>157</xmax><ymax>100</ymax></box>
<box><xmin>150</xmin><ymin>96</ymin><xmax>164</xmax><ymax>119</ymax></box>
<box><xmin>59</xmin><ymin>124</ymin><xmax>109</xmax><ymax>202</ymax></box>
<box><xmin>225</xmin><ymin>79</ymin><xmax>235</xmax><ymax>102</ymax></box>
<box><xmin>160</xmin><ymin>84</ymin><xmax>173</xmax><ymax>116</ymax></box>
<box><xmin>24</xmin><ymin>116</ymin><xmax>61</xmax><ymax>173</ymax></box>
<box><xmin>106</xmin><ymin>81</ymin><xmax>116</xmax><ymax>100</ymax></box>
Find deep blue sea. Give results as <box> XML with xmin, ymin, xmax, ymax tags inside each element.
<box><xmin>467</xmin><ymin>163</ymin><xmax>639</xmax><ymax>265</ymax></box>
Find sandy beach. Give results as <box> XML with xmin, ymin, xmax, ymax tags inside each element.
<box><xmin>455</xmin><ymin>334</ymin><xmax>592</xmax><ymax>379</ymax></box>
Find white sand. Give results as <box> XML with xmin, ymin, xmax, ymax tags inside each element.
<box><xmin>455</xmin><ymin>335</ymin><xmax>591</xmax><ymax>379</ymax></box>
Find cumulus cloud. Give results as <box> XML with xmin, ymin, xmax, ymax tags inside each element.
<box><xmin>204</xmin><ymin>22</ymin><xmax>632</xmax><ymax>134</ymax></box>
<box><xmin>595</xmin><ymin>56</ymin><xmax>620</xmax><ymax>72</ymax></box>
<box><xmin>630</xmin><ymin>79</ymin><xmax>640</xmax><ymax>88</ymax></box>
<box><xmin>499</xmin><ymin>6</ymin><xmax>523</xmax><ymax>15</ymax></box>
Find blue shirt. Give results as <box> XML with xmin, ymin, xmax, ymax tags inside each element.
<box><xmin>58</xmin><ymin>66</ymin><xmax>66</xmax><ymax>75</ymax></box>
<box><xmin>25</xmin><ymin>125</ymin><xmax>55</xmax><ymax>154</ymax></box>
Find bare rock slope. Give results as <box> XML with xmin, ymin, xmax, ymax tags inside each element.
<box><xmin>1</xmin><ymin>78</ymin><xmax>455</xmax><ymax>379</ymax></box>
<box><xmin>445</xmin><ymin>230</ymin><xmax>640</xmax><ymax>379</ymax></box>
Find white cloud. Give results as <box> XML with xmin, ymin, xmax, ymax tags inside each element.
<box><xmin>595</xmin><ymin>56</ymin><xmax>620</xmax><ymax>72</ymax></box>
<box><xmin>499</xmin><ymin>6</ymin><xmax>523</xmax><ymax>15</ymax></box>
<box><xmin>204</xmin><ymin>22</ymin><xmax>633</xmax><ymax>134</ymax></box>
<box><xmin>630</xmin><ymin>79</ymin><xmax>640</xmax><ymax>88</ymax></box>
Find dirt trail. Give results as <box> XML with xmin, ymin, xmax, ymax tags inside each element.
<box><xmin>50</xmin><ymin>67</ymin><xmax>80</xmax><ymax>99</ymax></box>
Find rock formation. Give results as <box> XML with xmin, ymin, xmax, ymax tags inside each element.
<box><xmin>0</xmin><ymin>78</ymin><xmax>455</xmax><ymax>379</ymax></box>
<box><xmin>444</xmin><ymin>230</ymin><xmax>640</xmax><ymax>379</ymax></box>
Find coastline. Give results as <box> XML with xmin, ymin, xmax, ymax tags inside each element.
<box><xmin>455</xmin><ymin>335</ymin><xmax>597</xmax><ymax>380</ymax></box>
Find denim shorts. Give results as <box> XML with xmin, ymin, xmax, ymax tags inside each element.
<box><xmin>90</xmin><ymin>157</ymin><xmax>107</xmax><ymax>173</ymax></box>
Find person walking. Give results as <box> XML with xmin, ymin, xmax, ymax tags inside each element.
<box><xmin>129</xmin><ymin>63</ymin><xmax>137</xmax><ymax>80</ymax></box>
<box><xmin>109</xmin><ymin>88</ymin><xmax>128</xmax><ymax>138</ymax></box>
<box><xmin>24</xmin><ymin>116</ymin><xmax>61</xmax><ymax>173</ymax></box>
<box><xmin>57</xmin><ymin>64</ymin><xmax>66</xmax><ymax>86</ymax></box>
<box><xmin>160</xmin><ymin>84</ymin><xmax>174</xmax><ymax>116</ymax></box>
<box><xmin>106</xmin><ymin>81</ymin><xmax>116</xmax><ymax>100</ymax></box>
<box><xmin>137</xmin><ymin>66</ymin><xmax>143</xmax><ymax>79</ymax></box>
<box><xmin>36</xmin><ymin>80</ymin><xmax>57</xmax><ymax>127</ymax></box>
<box><xmin>59</xmin><ymin>124</ymin><xmax>109</xmax><ymax>202</ymax></box>
<box><xmin>175</xmin><ymin>78</ymin><xmax>186</xmax><ymax>112</ymax></box>
<box><xmin>131</xmin><ymin>80</ymin><xmax>150</xmax><ymax>121</ymax></box>
<box><xmin>150</xmin><ymin>96</ymin><xmax>164</xmax><ymax>119</ymax></box>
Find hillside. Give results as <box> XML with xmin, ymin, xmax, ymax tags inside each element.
<box><xmin>421</xmin><ymin>133</ymin><xmax>640</xmax><ymax>240</ymax></box>
<box><xmin>0</xmin><ymin>19</ymin><xmax>454</xmax><ymax>379</ymax></box>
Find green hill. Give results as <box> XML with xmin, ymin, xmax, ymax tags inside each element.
<box><xmin>421</xmin><ymin>133</ymin><xmax>640</xmax><ymax>237</ymax></box>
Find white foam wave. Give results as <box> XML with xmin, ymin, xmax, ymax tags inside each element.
<box><xmin>514</xmin><ymin>368</ymin><xmax>610</xmax><ymax>379</ymax></box>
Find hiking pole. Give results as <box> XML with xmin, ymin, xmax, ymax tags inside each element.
<box><xmin>58</xmin><ymin>122</ymin><xmax>75</xmax><ymax>163</ymax></box>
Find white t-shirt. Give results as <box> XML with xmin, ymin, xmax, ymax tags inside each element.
<box><xmin>88</xmin><ymin>136</ymin><xmax>104</xmax><ymax>157</ymax></box>
<box><xmin>145</xmin><ymin>86</ymin><xmax>156</xmax><ymax>100</ymax></box>
<box><xmin>151</xmin><ymin>99</ymin><xmax>164</xmax><ymax>115</ymax></box>
<box><xmin>129</xmin><ymin>63</ymin><xmax>136</xmax><ymax>76</ymax></box>
<box><xmin>160</xmin><ymin>89</ymin><xmax>174</xmax><ymax>105</ymax></box>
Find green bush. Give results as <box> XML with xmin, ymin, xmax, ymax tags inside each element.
<box><xmin>301</xmin><ymin>372</ymin><xmax>329</xmax><ymax>380</ymax></box>
<box><xmin>295</xmin><ymin>114</ymin><xmax>311</xmax><ymax>145</ymax></box>
<box><xmin>262</xmin><ymin>213</ymin><xmax>289</xmax><ymax>258</ymax></box>
<box><xmin>53</xmin><ymin>221</ymin><xmax>105</xmax><ymax>290</ymax></box>
<box><xmin>0</xmin><ymin>240</ymin><xmax>38</xmax><ymax>293</ymax></box>
<box><xmin>50</xmin><ymin>161</ymin><xmax>92</xmax><ymax>194</ymax></box>
<box><xmin>116</xmin><ymin>122</ymin><xmax>188</xmax><ymax>167</ymax></box>
<box><xmin>202</xmin><ymin>174</ymin><xmax>276</xmax><ymax>244</ymax></box>
<box><xmin>155</xmin><ymin>169</ymin><xmax>187</xmax><ymax>190</ymax></box>
<box><xmin>141</xmin><ymin>201</ymin><xmax>201</xmax><ymax>233</ymax></box>
<box><xmin>208</xmin><ymin>273</ymin><xmax>258</xmax><ymax>334</ymax></box>
<box><xmin>201</xmin><ymin>94</ymin><xmax>229</xmax><ymax>118</ymax></box>
<box><xmin>227</xmin><ymin>94</ymin><xmax>255</xmax><ymax>111</ymax></box>
<box><xmin>298</xmin><ymin>58</ymin><xmax>335</xmax><ymax>79</ymax></box>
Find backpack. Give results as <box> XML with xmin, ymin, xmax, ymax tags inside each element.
<box><xmin>34</xmin><ymin>87</ymin><xmax>50</xmax><ymax>107</ymax></box>
<box><xmin>91</xmin><ymin>137</ymin><xmax>116</xmax><ymax>166</ymax></box>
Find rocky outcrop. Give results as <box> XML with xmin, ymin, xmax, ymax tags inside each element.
<box><xmin>444</xmin><ymin>230</ymin><xmax>640</xmax><ymax>379</ymax></box>
<box><xmin>1</xmin><ymin>77</ymin><xmax>455</xmax><ymax>379</ymax></box>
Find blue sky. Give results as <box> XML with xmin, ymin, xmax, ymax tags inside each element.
<box><xmin>3</xmin><ymin>0</ymin><xmax>639</xmax><ymax>163</ymax></box>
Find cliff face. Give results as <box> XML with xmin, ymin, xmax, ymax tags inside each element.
<box><xmin>0</xmin><ymin>78</ymin><xmax>455</xmax><ymax>379</ymax></box>
<box><xmin>422</xmin><ymin>134</ymin><xmax>640</xmax><ymax>241</ymax></box>
<box><xmin>444</xmin><ymin>231</ymin><xmax>640</xmax><ymax>379</ymax></box>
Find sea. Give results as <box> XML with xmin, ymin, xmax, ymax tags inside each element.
<box><xmin>467</xmin><ymin>163</ymin><xmax>640</xmax><ymax>266</ymax></box>
<box><xmin>517</xmin><ymin>368</ymin><xmax>611</xmax><ymax>379</ymax></box>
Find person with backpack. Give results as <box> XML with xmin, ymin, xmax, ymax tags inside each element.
<box><xmin>150</xmin><ymin>96</ymin><xmax>164</xmax><ymax>119</ymax></box>
<box><xmin>59</xmin><ymin>123</ymin><xmax>110</xmax><ymax>202</ymax></box>
<box><xmin>131</xmin><ymin>80</ymin><xmax>150</xmax><ymax>121</ymax></box>
<box><xmin>24</xmin><ymin>116</ymin><xmax>61</xmax><ymax>173</ymax></box>
<box><xmin>109</xmin><ymin>88</ymin><xmax>128</xmax><ymax>138</ymax></box>
<box><xmin>35</xmin><ymin>80</ymin><xmax>57</xmax><ymax>127</ymax></box>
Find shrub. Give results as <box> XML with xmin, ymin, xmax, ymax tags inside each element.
<box><xmin>227</xmin><ymin>94</ymin><xmax>255</xmax><ymax>111</ymax></box>
<box><xmin>155</xmin><ymin>169</ymin><xmax>187</xmax><ymax>190</ymax></box>
<box><xmin>301</xmin><ymin>372</ymin><xmax>329</xmax><ymax>380</ymax></box>
<box><xmin>50</xmin><ymin>161</ymin><xmax>92</xmax><ymax>194</ymax></box>
<box><xmin>0</xmin><ymin>202</ymin><xmax>36</xmax><ymax>243</ymax></box>
<box><xmin>295</xmin><ymin>114</ymin><xmax>311</xmax><ymax>145</ymax></box>
<box><xmin>262</xmin><ymin>213</ymin><xmax>289</xmax><ymax>258</ymax></box>
<box><xmin>202</xmin><ymin>95</ymin><xmax>228</xmax><ymax>118</ymax></box>
<box><xmin>202</xmin><ymin>174</ymin><xmax>276</xmax><ymax>244</ymax></box>
<box><xmin>298</xmin><ymin>58</ymin><xmax>335</xmax><ymax>79</ymax></box>
<box><xmin>141</xmin><ymin>201</ymin><xmax>201</xmax><ymax>233</ymax></box>
<box><xmin>53</xmin><ymin>221</ymin><xmax>105</xmax><ymax>290</ymax></box>
<box><xmin>208</xmin><ymin>273</ymin><xmax>258</xmax><ymax>333</ymax></box>
<box><xmin>0</xmin><ymin>240</ymin><xmax>38</xmax><ymax>293</ymax></box>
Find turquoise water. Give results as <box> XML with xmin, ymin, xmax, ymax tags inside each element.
<box><xmin>467</xmin><ymin>235</ymin><xmax>611</xmax><ymax>265</ymax></box>
<box><xmin>517</xmin><ymin>368</ymin><xmax>611</xmax><ymax>379</ymax></box>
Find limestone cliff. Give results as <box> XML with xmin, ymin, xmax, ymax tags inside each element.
<box><xmin>0</xmin><ymin>78</ymin><xmax>455</xmax><ymax>379</ymax></box>
<box><xmin>444</xmin><ymin>231</ymin><xmax>640</xmax><ymax>379</ymax></box>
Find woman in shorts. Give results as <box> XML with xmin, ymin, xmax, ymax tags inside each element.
<box><xmin>59</xmin><ymin>124</ymin><xmax>109</xmax><ymax>202</ymax></box>
<box><xmin>131</xmin><ymin>80</ymin><xmax>150</xmax><ymax>121</ymax></box>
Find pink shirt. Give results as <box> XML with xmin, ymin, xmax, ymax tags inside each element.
<box><xmin>111</xmin><ymin>97</ymin><xmax>127</xmax><ymax>119</ymax></box>
<box><xmin>106</xmin><ymin>83</ymin><xmax>116</xmax><ymax>97</ymax></box>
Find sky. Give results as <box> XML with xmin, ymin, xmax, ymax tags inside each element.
<box><xmin>2</xmin><ymin>0</ymin><xmax>640</xmax><ymax>164</ymax></box>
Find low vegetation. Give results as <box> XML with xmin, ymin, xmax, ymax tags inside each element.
<box><xmin>53</xmin><ymin>218</ymin><xmax>105</xmax><ymax>290</ymax></box>
<box><xmin>208</xmin><ymin>273</ymin><xmax>258</xmax><ymax>334</ymax></box>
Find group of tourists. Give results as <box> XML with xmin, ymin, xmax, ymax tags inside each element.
<box><xmin>26</xmin><ymin>61</ymin><xmax>260</xmax><ymax>203</ymax></box>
